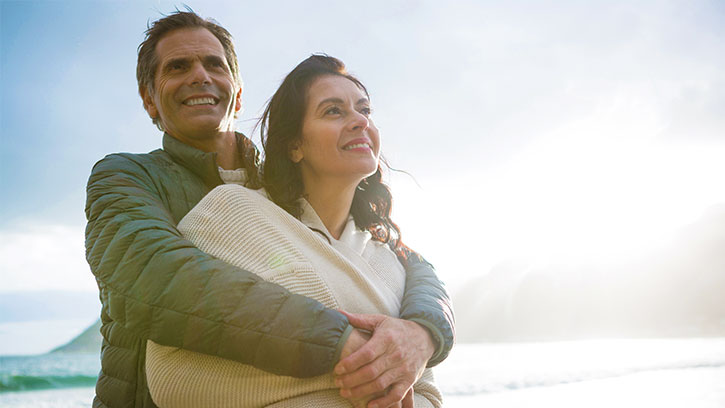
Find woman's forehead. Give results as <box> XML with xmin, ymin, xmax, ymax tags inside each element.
<box><xmin>307</xmin><ymin>75</ymin><xmax>368</xmax><ymax>102</ymax></box>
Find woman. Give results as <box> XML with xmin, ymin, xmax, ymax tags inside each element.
<box><xmin>145</xmin><ymin>55</ymin><xmax>442</xmax><ymax>407</ymax></box>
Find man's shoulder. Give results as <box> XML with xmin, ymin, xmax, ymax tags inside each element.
<box><xmin>91</xmin><ymin>148</ymin><xmax>175</xmax><ymax>174</ymax></box>
<box><xmin>97</xmin><ymin>148</ymin><xmax>168</xmax><ymax>165</ymax></box>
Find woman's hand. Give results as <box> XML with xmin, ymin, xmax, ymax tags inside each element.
<box><xmin>335</xmin><ymin>311</ymin><xmax>435</xmax><ymax>408</ymax></box>
<box><xmin>337</xmin><ymin>328</ymin><xmax>381</xmax><ymax>408</ymax></box>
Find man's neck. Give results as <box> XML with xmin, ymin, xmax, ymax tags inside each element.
<box><xmin>172</xmin><ymin>131</ymin><xmax>241</xmax><ymax>170</ymax></box>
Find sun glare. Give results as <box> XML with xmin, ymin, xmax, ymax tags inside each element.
<box><xmin>391</xmin><ymin>104</ymin><xmax>725</xmax><ymax>283</ymax></box>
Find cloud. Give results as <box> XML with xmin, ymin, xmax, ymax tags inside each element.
<box><xmin>0</xmin><ymin>222</ymin><xmax>96</xmax><ymax>292</ymax></box>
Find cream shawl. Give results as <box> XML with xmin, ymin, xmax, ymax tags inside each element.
<box><xmin>146</xmin><ymin>184</ymin><xmax>441</xmax><ymax>407</ymax></box>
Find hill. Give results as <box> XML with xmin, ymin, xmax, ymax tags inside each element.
<box><xmin>51</xmin><ymin>319</ymin><xmax>102</xmax><ymax>353</ymax></box>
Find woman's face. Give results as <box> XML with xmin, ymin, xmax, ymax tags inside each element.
<box><xmin>292</xmin><ymin>75</ymin><xmax>380</xmax><ymax>187</ymax></box>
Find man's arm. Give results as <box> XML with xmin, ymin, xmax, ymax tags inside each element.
<box><xmin>333</xmin><ymin>252</ymin><xmax>455</xmax><ymax>407</ymax></box>
<box><xmin>85</xmin><ymin>154</ymin><xmax>350</xmax><ymax>377</ymax></box>
<box><xmin>398</xmin><ymin>256</ymin><xmax>455</xmax><ymax>366</ymax></box>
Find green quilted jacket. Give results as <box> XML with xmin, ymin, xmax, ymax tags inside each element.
<box><xmin>85</xmin><ymin>133</ymin><xmax>455</xmax><ymax>408</ymax></box>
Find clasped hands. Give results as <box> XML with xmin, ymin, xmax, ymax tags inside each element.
<box><xmin>334</xmin><ymin>311</ymin><xmax>435</xmax><ymax>408</ymax></box>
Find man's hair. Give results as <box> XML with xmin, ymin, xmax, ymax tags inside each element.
<box><xmin>136</xmin><ymin>10</ymin><xmax>242</xmax><ymax>126</ymax></box>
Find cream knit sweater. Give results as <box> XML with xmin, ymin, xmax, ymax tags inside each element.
<box><xmin>146</xmin><ymin>184</ymin><xmax>442</xmax><ymax>408</ymax></box>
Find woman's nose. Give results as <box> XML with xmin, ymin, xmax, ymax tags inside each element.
<box><xmin>349</xmin><ymin>111</ymin><xmax>369</xmax><ymax>131</ymax></box>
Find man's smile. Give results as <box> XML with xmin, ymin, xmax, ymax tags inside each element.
<box><xmin>183</xmin><ymin>96</ymin><xmax>219</xmax><ymax>106</ymax></box>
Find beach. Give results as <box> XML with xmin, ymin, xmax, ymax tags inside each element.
<box><xmin>2</xmin><ymin>338</ymin><xmax>724</xmax><ymax>407</ymax></box>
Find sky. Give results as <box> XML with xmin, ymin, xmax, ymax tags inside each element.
<box><xmin>2</xmin><ymin>1</ymin><xmax>725</xmax><ymax>349</ymax></box>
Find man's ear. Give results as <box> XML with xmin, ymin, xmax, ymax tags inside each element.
<box><xmin>139</xmin><ymin>86</ymin><xmax>158</xmax><ymax>119</ymax></box>
<box><xmin>234</xmin><ymin>87</ymin><xmax>243</xmax><ymax>113</ymax></box>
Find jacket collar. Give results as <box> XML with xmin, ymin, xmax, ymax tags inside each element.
<box><xmin>163</xmin><ymin>132</ymin><xmax>253</xmax><ymax>189</ymax></box>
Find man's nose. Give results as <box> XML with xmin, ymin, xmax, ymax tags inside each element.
<box><xmin>188</xmin><ymin>62</ymin><xmax>211</xmax><ymax>85</ymax></box>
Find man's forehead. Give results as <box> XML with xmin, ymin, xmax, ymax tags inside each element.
<box><xmin>156</xmin><ymin>27</ymin><xmax>225</xmax><ymax>60</ymax></box>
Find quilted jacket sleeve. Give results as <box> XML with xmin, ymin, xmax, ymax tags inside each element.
<box><xmin>399</xmin><ymin>256</ymin><xmax>455</xmax><ymax>367</ymax></box>
<box><xmin>85</xmin><ymin>154</ymin><xmax>350</xmax><ymax>378</ymax></box>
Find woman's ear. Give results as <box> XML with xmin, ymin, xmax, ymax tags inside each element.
<box><xmin>289</xmin><ymin>142</ymin><xmax>303</xmax><ymax>163</ymax></box>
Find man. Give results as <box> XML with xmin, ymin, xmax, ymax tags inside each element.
<box><xmin>85</xmin><ymin>11</ymin><xmax>454</xmax><ymax>408</ymax></box>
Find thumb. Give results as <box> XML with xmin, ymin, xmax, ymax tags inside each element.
<box><xmin>338</xmin><ymin>310</ymin><xmax>385</xmax><ymax>331</ymax></box>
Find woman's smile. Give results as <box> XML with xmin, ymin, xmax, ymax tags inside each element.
<box><xmin>293</xmin><ymin>75</ymin><xmax>381</xmax><ymax>184</ymax></box>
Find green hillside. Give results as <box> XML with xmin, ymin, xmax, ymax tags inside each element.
<box><xmin>51</xmin><ymin>319</ymin><xmax>102</xmax><ymax>353</ymax></box>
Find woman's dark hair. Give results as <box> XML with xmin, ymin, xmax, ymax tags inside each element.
<box><xmin>257</xmin><ymin>54</ymin><xmax>410</xmax><ymax>259</ymax></box>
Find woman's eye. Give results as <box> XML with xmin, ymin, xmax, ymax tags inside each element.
<box><xmin>360</xmin><ymin>107</ymin><xmax>372</xmax><ymax>116</ymax></box>
<box><xmin>325</xmin><ymin>106</ymin><xmax>342</xmax><ymax>115</ymax></box>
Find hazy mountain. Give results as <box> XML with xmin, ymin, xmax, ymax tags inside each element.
<box><xmin>454</xmin><ymin>204</ymin><xmax>725</xmax><ymax>342</ymax></box>
<box><xmin>51</xmin><ymin>319</ymin><xmax>101</xmax><ymax>353</ymax></box>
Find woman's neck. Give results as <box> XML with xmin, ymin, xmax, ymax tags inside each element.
<box><xmin>303</xmin><ymin>178</ymin><xmax>357</xmax><ymax>240</ymax></box>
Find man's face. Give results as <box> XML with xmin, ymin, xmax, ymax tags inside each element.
<box><xmin>141</xmin><ymin>27</ymin><xmax>241</xmax><ymax>145</ymax></box>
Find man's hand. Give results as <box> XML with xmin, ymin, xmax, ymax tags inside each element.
<box><xmin>334</xmin><ymin>311</ymin><xmax>435</xmax><ymax>408</ymax></box>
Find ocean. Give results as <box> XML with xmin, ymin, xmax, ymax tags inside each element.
<box><xmin>1</xmin><ymin>338</ymin><xmax>724</xmax><ymax>407</ymax></box>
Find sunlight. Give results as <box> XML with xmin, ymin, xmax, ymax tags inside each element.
<box><xmin>486</xmin><ymin>105</ymin><xmax>725</xmax><ymax>263</ymax></box>
<box><xmin>391</xmin><ymin>98</ymin><xmax>725</xmax><ymax>282</ymax></box>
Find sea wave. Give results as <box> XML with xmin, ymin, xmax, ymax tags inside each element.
<box><xmin>0</xmin><ymin>374</ymin><xmax>97</xmax><ymax>393</ymax></box>
<box><xmin>0</xmin><ymin>352</ymin><xmax>100</xmax><ymax>393</ymax></box>
<box><xmin>441</xmin><ymin>361</ymin><xmax>725</xmax><ymax>396</ymax></box>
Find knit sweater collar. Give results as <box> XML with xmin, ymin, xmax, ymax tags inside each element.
<box><xmin>298</xmin><ymin>199</ymin><xmax>371</xmax><ymax>255</ymax></box>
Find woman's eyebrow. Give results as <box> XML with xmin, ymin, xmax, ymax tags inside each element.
<box><xmin>317</xmin><ymin>97</ymin><xmax>344</xmax><ymax>108</ymax></box>
<box><xmin>316</xmin><ymin>97</ymin><xmax>370</xmax><ymax>110</ymax></box>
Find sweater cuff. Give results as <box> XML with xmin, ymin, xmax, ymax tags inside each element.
<box><xmin>333</xmin><ymin>323</ymin><xmax>354</xmax><ymax>364</ymax></box>
<box><xmin>408</xmin><ymin>318</ymin><xmax>445</xmax><ymax>367</ymax></box>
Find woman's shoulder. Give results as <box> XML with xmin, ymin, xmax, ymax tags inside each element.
<box><xmin>208</xmin><ymin>183</ymin><xmax>270</xmax><ymax>200</ymax></box>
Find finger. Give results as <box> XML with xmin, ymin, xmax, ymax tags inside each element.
<box><xmin>339</xmin><ymin>310</ymin><xmax>385</xmax><ymax>331</ymax></box>
<box><xmin>401</xmin><ymin>389</ymin><xmax>414</xmax><ymax>408</ymax></box>
<box><xmin>336</xmin><ymin>351</ymin><xmax>386</xmax><ymax>389</ymax></box>
<box><xmin>337</xmin><ymin>334</ymin><xmax>405</xmax><ymax>386</ymax></box>
<box><xmin>367</xmin><ymin>382</ymin><xmax>409</xmax><ymax>408</ymax></box>
<box><xmin>340</xmin><ymin>367</ymin><xmax>399</xmax><ymax>399</ymax></box>
<box><xmin>335</xmin><ymin>335</ymin><xmax>387</xmax><ymax>376</ymax></box>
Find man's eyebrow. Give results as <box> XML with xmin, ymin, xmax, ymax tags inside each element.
<box><xmin>162</xmin><ymin>57</ymin><xmax>189</xmax><ymax>70</ymax></box>
<box><xmin>203</xmin><ymin>55</ymin><xmax>226</xmax><ymax>64</ymax></box>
